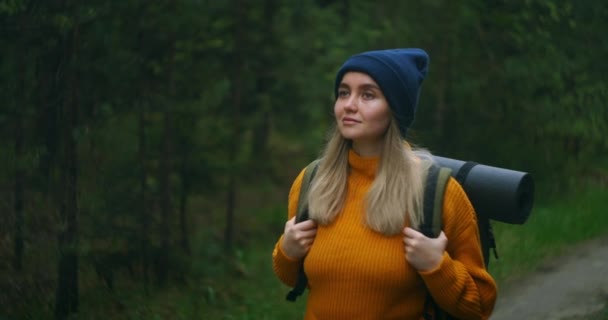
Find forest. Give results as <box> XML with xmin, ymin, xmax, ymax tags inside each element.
<box><xmin>1</xmin><ymin>0</ymin><xmax>607</xmax><ymax>319</ymax></box>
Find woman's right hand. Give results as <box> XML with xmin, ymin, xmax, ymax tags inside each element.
<box><xmin>280</xmin><ymin>217</ymin><xmax>318</xmax><ymax>260</ymax></box>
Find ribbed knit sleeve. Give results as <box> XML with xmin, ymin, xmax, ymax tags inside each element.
<box><xmin>272</xmin><ymin>167</ymin><xmax>306</xmax><ymax>287</ymax></box>
<box><xmin>419</xmin><ymin>177</ymin><xmax>497</xmax><ymax>320</ymax></box>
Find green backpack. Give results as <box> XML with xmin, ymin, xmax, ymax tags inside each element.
<box><xmin>285</xmin><ymin>160</ymin><xmax>497</xmax><ymax>320</ymax></box>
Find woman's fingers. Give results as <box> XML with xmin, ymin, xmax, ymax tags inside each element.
<box><xmin>292</xmin><ymin>219</ymin><xmax>317</xmax><ymax>239</ymax></box>
<box><xmin>297</xmin><ymin>219</ymin><xmax>318</xmax><ymax>230</ymax></box>
<box><xmin>402</xmin><ymin>227</ymin><xmax>448</xmax><ymax>271</ymax></box>
<box><xmin>281</xmin><ymin>216</ymin><xmax>318</xmax><ymax>259</ymax></box>
<box><xmin>403</xmin><ymin>226</ymin><xmax>423</xmax><ymax>238</ymax></box>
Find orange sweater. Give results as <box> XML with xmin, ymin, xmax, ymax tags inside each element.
<box><xmin>273</xmin><ymin>150</ymin><xmax>497</xmax><ymax>320</ymax></box>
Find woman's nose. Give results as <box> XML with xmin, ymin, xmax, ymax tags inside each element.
<box><xmin>343</xmin><ymin>96</ymin><xmax>357</xmax><ymax>112</ymax></box>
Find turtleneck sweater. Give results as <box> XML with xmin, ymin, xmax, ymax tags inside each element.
<box><xmin>272</xmin><ymin>150</ymin><xmax>497</xmax><ymax>320</ymax></box>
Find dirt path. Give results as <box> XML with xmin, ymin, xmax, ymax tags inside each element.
<box><xmin>490</xmin><ymin>236</ymin><xmax>608</xmax><ymax>320</ymax></box>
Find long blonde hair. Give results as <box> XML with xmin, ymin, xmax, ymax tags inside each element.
<box><xmin>307</xmin><ymin>118</ymin><xmax>431</xmax><ymax>236</ymax></box>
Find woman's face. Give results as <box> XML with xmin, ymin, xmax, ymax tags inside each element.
<box><xmin>334</xmin><ymin>71</ymin><xmax>392</xmax><ymax>156</ymax></box>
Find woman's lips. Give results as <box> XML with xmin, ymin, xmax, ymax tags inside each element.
<box><xmin>342</xmin><ymin>117</ymin><xmax>360</xmax><ymax>124</ymax></box>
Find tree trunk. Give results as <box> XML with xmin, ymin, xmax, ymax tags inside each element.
<box><xmin>13</xmin><ymin>45</ymin><xmax>26</xmax><ymax>271</ymax></box>
<box><xmin>179</xmin><ymin>173</ymin><xmax>190</xmax><ymax>254</ymax></box>
<box><xmin>13</xmin><ymin>101</ymin><xmax>24</xmax><ymax>271</ymax></box>
<box><xmin>138</xmin><ymin>103</ymin><xmax>150</xmax><ymax>291</ymax></box>
<box><xmin>225</xmin><ymin>0</ymin><xmax>246</xmax><ymax>252</ymax></box>
<box><xmin>225</xmin><ymin>174</ymin><xmax>236</xmax><ymax>252</ymax></box>
<box><xmin>157</xmin><ymin>19</ymin><xmax>178</xmax><ymax>283</ymax></box>
<box><xmin>434</xmin><ymin>50</ymin><xmax>448</xmax><ymax>140</ymax></box>
<box><xmin>54</xmin><ymin>25</ymin><xmax>80</xmax><ymax>320</ymax></box>
<box><xmin>251</xmin><ymin>0</ymin><xmax>276</xmax><ymax>164</ymax></box>
<box><xmin>433</xmin><ymin>6</ymin><xmax>454</xmax><ymax>146</ymax></box>
<box><xmin>157</xmin><ymin>109</ymin><xmax>172</xmax><ymax>285</ymax></box>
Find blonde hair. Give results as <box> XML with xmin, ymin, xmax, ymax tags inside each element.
<box><xmin>307</xmin><ymin>118</ymin><xmax>431</xmax><ymax>236</ymax></box>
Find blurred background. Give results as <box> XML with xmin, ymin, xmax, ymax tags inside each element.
<box><xmin>1</xmin><ymin>0</ymin><xmax>607</xmax><ymax>319</ymax></box>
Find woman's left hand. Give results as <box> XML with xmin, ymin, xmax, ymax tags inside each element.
<box><xmin>403</xmin><ymin>227</ymin><xmax>448</xmax><ymax>272</ymax></box>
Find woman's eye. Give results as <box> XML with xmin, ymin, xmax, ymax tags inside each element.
<box><xmin>363</xmin><ymin>92</ymin><xmax>374</xmax><ymax>99</ymax></box>
<box><xmin>338</xmin><ymin>90</ymin><xmax>349</xmax><ymax>97</ymax></box>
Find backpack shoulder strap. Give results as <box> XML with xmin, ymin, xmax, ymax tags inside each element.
<box><xmin>295</xmin><ymin>159</ymin><xmax>320</xmax><ymax>223</ymax></box>
<box><xmin>452</xmin><ymin>160</ymin><xmax>498</xmax><ymax>266</ymax></box>
<box><xmin>421</xmin><ymin>164</ymin><xmax>453</xmax><ymax>320</ymax></box>
<box><xmin>421</xmin><ymin>164</ymin><xmax>452</xmax><ymax>238</ymax></box>
<box><xmin>286</xmin><ymin>159</ymin><xmax>320</xmax><ymax>302</ymax></box>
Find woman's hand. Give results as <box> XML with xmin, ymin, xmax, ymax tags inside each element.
<box><xmin>403</xmin><ymin>227</ymin><xmax>448</xmax><ymax>272</ymax></box>
<box><xmin>281</xmin><ymin>217</ymin><xmax>318</xmax><ymax>260</ymax></box>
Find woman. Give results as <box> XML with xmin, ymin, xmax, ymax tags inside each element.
<box><xmin>272</xmin><ymin>48</ymin><xmax>497</xmax><ymax>320</ymax></box>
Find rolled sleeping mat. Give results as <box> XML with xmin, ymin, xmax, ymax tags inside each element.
<box><xmin>432</xmin><ymin>156</ymin><xmax>535</xmax><ymax>225</ymax></box>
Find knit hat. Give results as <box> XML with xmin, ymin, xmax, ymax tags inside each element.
<box><xmin>334</xmin><ymin>48</ymin><xmax>429</xmax><ymax>137</ymax></box>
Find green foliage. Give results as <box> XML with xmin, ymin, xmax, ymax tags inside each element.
<box><xmin>0</xmin><ymin>0</ymin><xmax>25</xmax><ymax>15</ymax></box>
<box><xmin>584</xmin><ymin>303</ymin><xmax>608</xmax><ymax>320</ymax></box>
<box><xmin>490</xmin><ymin>185</ymin><xmax>608</xmax><ymax>286</ymax></box>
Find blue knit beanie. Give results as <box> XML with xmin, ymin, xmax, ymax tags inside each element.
<box><xmin>334</xmin><ymin>48</ymin><xmax>429</xmax><ymax>137</ymax></box>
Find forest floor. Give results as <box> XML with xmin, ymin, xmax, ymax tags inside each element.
<box><xmin>490</xmin><ymin>235</ymin><xmax>608</xmax><ymax>320</ymax></box>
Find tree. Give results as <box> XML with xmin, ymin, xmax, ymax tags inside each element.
<box><xmin>54</xmin><ymin>22</ymin><xmax>81</xmax><ymax>320</ymax></box>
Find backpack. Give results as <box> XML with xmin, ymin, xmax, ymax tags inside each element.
<box><xmin>285</xmin><ymin>160</ymin><xmax>498</xmax><ymax>320</ymax></box>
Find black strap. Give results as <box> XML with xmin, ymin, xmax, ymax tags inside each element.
<box><xmin>422</xmin><ymin>165</ymin><xmax>452</xmax><ymax>238</ymax></box>
<box><xmin>453</xmin><ymin>161</ymin><xmax>499</xmax><ymax>264</ymax></box>
<box><xmin>422</xmin><ymin>165</ymin><xmax>452</xmax><ymax>320</ymax></box>
<box><xmin>296</xmin><ymin>160</ymin><xmax>320</xmax><ymax>222</ymax></box>
<box><xmin>422</xmin><ymin>166</ymin><xmax>440</xmax><ymax>319</ymax></box>
<box><xmin>286</xmin><ymin>160</ymin><xmax>320</xmax><ymax>302</ymax></box>
<box><xmin>286</xmin><ymin>265</ymin><xmax>309</xmax><ymax>301</ymax></box>
<box><xmin>421</xmin><ymin>165</ymin><xmax>440</xmax><ymax>238</ymax></box>
<box><xmin>454</xmin><ymin>161</ymin><xmax>477</xmax><ymax>186</ymax></box>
